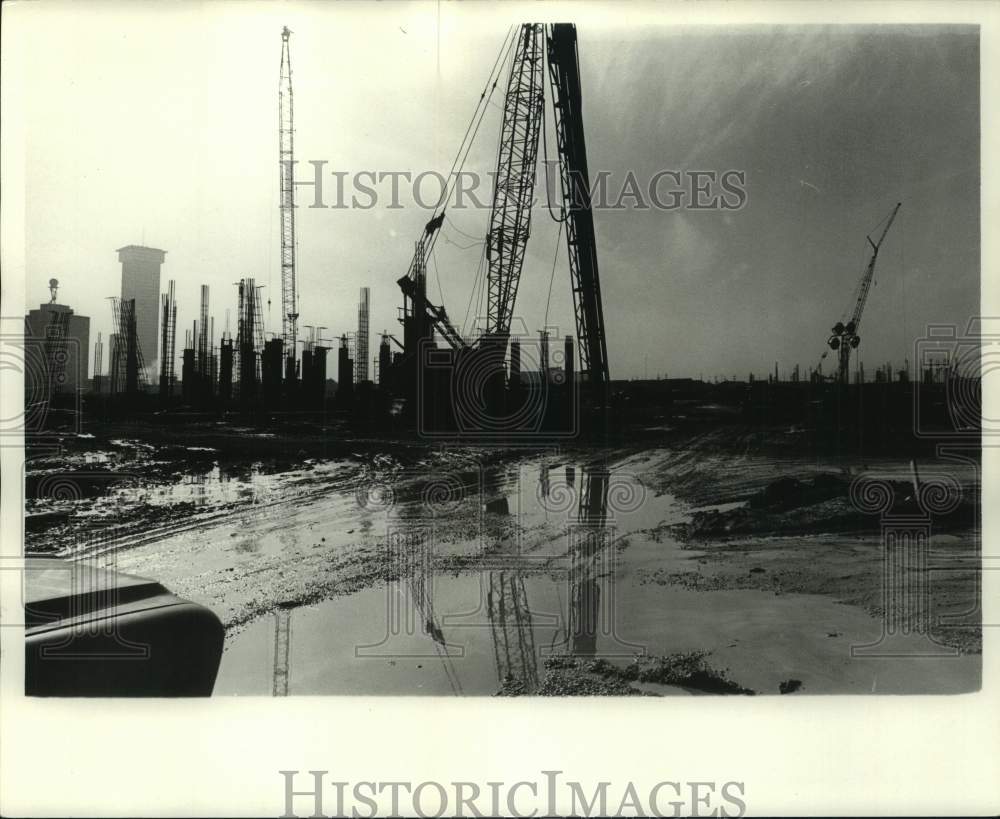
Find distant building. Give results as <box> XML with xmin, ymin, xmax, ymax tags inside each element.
<box><xmin>24</xmin><ymin>300</ymin><xmax>90</xmax><ymax>394</ymax></box>
<box><xmin>117</xmin><ymin>245</ymin><xmax>166</xmax><ymax>377</ymax></box>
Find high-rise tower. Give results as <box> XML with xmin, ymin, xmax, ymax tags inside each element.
<box><xmin>117</xmin><ymin>245</ymin><xmax>166</xmax><ymax>377</ymax></box>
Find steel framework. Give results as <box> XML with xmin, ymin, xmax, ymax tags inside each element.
<box><xmin>392</xmin><ymin>23</ymin><xmax>612</xmax><ymax>403</ymax></box>
<box><xmin>198</xmin><ymin>284</ymin><xmax>210</xmax><ymax>380</ymax></box>
<box><xmin>236</xmin><ymin>278</ymin><xmax>266</xmax><ymax>401</ymax></box>
<box><xmin>485</xmin><ymin>23</ymin><xmax>545</xmax><ymax>343</ymax></box>
<box><xmin>94</xmin><ymin>332</ymin><xmax>104</xmax><ymax>395</ymax></box>
<box><xmin>110</xmin><ymin>297</ymin><xmax>146</xmax><ymax>397</ymax></box>
<box><xmin>546</xmin><ymin>23</ymin><xmax>610</xmax><ymax>394</ymax></box>
<box><xmin>278</xmin><ymin>27</ymin><xmax>299</xmax><ymax>371</ymax></box>
<box><xmin>159</xmin><ymin>280</ymin><xmax>177</xmax><ymax>399</ymax></box>
<box><xmin>357</xmin><ymin>287</ymin><xmax>370</xmax><ymax>382</ymax></box>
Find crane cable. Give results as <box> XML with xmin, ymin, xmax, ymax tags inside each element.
<box><xmin>462</xmin><ymin>241</ymin><xmax>489</xmax><ymax>337</ymax></box>
<box><xmin>437</xmin><ymin>24</ymin><xmax>515</xmax><ymax>201</ymax></box>
<box><xmin>544</xmin><ymin>220</ymin><xmax>564</xmax><ymax>328</ymax></box>
<box><xmin>431</xmin><ymin>243</ymin><xmax>445</xmax><ymax>305</ymax></box>
<box><xmin>424</xmin><ymin>25</ymin><xmax>517</xmax><ymax>264</ymax></box>
<box><xmin>444</xmin><ymin>213</ymin><xmax>485</xmax><ymax>243</ymax></box>
<box><xmin>541</xmin><ymin>31</ymin><xmax>569</xmax><ymax>225</ymax></box>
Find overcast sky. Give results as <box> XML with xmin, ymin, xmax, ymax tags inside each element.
<box><xmin>9</xmin><ymin>2</ymin><xmax>979</xmax><ymax>380</ymax></box>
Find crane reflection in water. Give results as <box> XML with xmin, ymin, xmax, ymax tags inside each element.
<box><xmin>332</xmin><ymin>461</ymin><xmax>642</xmax><ymax>695</ymax></box>
<box><xmin>485</xmin><ymin>461</ymin><xmax>639</xmax><ymax>693</ymax></box>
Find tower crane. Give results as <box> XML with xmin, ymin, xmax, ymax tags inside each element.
<box><xmin>278</xmin><ymin>26</ymin><xmax>299</xmax><ymax>380</ymax></box>
<box><xmin>826</xmin><ymin>202</ymin><xmax>902</xmax><ymax>384</ymax></box>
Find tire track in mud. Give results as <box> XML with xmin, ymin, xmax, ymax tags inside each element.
<box><xmin>53</xmin><ymin>463</ymin><xmax>367</xmax><ymax>560</ymax></box>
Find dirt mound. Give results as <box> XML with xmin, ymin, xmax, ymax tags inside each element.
<box><xmin>749</xmin><ymin>473</ymin><xmax>847</xmax><ymax>511</ymax></box>
<box><xmin>675</xmin><ymin>474</ymin><xmax>976</xmax><ymax>540</ymax></box>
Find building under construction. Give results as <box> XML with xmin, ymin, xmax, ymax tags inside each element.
<box><xmin>109</xmin><ymin>297</ymin><xmax>146</xmax><ymax>399</ymax></box>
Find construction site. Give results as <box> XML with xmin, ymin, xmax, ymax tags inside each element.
<box><xmin>22</xmin><ymin>22</ymin><xmax>981</xmax><ymax>697</ymax></box>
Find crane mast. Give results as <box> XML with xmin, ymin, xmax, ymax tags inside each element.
<box><xmin>546</xmin><ymin>23</ymin><xmax>610</xmax><ymax>396</ymax></box>
<box><xmin>827</xmin><ymin>202</ymin><xmax>902</xmax><ymax>383</ymax></box>
<box><xmin>279</xmin><ymin>26</ymin><xmax>299</xmax><ymax>376</ymax></box>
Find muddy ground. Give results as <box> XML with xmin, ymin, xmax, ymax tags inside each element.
<box><xmin>24</xmin><ymin>421</ymin><xmax>981</xmax><ymax>695</ymax></box>
<box><xmin>632</xmin><ymin>432</ymin><xmax>980</xmax><ymax>655</ymax></box>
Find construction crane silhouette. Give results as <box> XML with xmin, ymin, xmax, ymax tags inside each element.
<box><xmin>396</xmin><ymin>23</ymin><xmax>609</xmax><ymax>401</ymax></box>
<box><xmin>278</xmin><ymin>26</ymin><xmax>299</xmax><ymax>380</ymax></box>
<box><xmin>825</xmin><ymin>203</ymin><xmax>902</xmax><ymax>384</ymax></box>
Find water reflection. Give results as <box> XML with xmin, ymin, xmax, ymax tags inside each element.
<box><xmin>578</xmin><ymin>465</ymin><xmax>609</xmax><ymax>526</ymax></box>
<box><xmin>568</xmin><ymin>465</ymin><xmax>608</xmax><ymax>658</ymax></box>
<box><xmin>483</xmin><ymin>463</ymin><xmax>619</xmax><ymax>689</ymax></box>
<box><xmin>355</xmin><ymin>527</ymin><xmax>465</xmax><ymax>698</ymax></box>
<box><xmin>488</xmin><ymin>572</ymin><xmax>540</xmax><ymax>692</ymax></box>
<box><xmin>136</xmin><ymin>462</ymin><xmax>279</xmax><ymax>508</ymax></box>
<box><xmin>480</xmin><ymin>466</ymin><xmax>510</xmax><ymax>516</ymax></box>
<box><xmin>115</xmin><ymin>459</ymin><xmax>351</xmax><ymax>512</ymax></box>
<box><xmin>319</xmin><ymin>459</ymin><xmax>641</xmax><ymax>695</ymax></box>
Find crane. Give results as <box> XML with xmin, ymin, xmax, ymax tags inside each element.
<box><xmin>278</xmin><ymin>26</ymin><xmax>299</xmax><ymax>381</ymax></box>
<box><xmin>397</xmin><ymin>213</ymin><xmax>467</xmax><ymax>353</ymax></box>
<box><xmin>394</xmin><ymin>23</ymin><xmax>610</xmax><ymax>405</ymax></box>
<box><xmin>485</xmin><ymin>24</ymin><xmax>546</xmax><ymax>347</ymax></box>
<box><xmin>546</xmin><ymin>23</ymin><xmax>610</xmax><ymax>398</ymax></box>
<box><xmin>488</xmin><ymin>23</ymin><xmax>608</xmax><ymax>393</ymax></box>
<box><xmin>827</xmin><ymin>202</ymin><xmax>902</xmax><ymax>384</ymax></box>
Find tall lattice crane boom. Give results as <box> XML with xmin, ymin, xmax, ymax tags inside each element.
<box><xmin>850</xmin><ymin>202</ymin><xmax>901</xmax><ymax>334</ymax></box>
<box><xmin>485</xmin><ymin>23</ymin><xmax>545</xmax><ymax>343</ymax></box>
<box><xmin>827</xmin><ymin>202</ymin><xmax>902</xmax><ymax>383</ymax></box>
<box><xmin>278</xmin><ymin>26</ymin><xmax>299</xmax><ymax>369</ymax></box>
